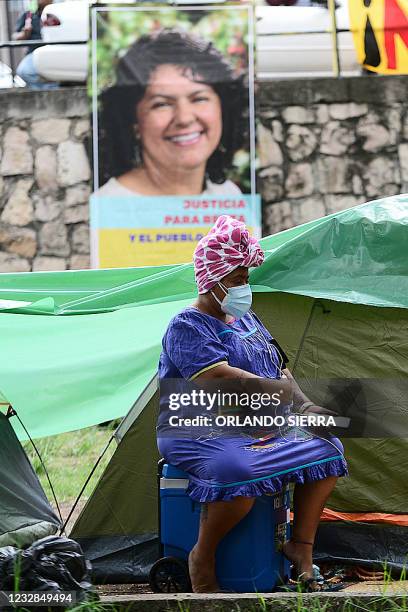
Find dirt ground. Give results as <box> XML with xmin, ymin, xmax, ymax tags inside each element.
<box><xmin>97</xmin><ymin>584</ymin><xmax>154</xmax><ymax>596</ymax></box>
<box><xmin>341</xmin><ymin>580</ymin><xmax>408</xmax><ymax>594</ymax></box>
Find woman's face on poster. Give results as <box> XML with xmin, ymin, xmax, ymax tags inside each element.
<box><xmin>135</xmin><ymin>64</ymin><xmax>223</xmax><ymax>174</ymax></box>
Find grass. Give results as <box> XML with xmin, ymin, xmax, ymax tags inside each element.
<box><xmin>22</xmin><ymin>423</ymin><xmax>117</xmax><ymax>507</ymax></box>
<box><xmin>64</xmin><ymin>594</ymin><xmax>408</xmax><ymax>612</ymax></box>
<box><xmin>9</xmin><ymin>597</ymin><xmax>408</xmax><ymax>612</ymax></box>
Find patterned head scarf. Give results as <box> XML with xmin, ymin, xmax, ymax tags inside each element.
<box><xmin>193</xmin><ymin>215</ymin><xmax>264</xmax><ymax>294</ymax></box>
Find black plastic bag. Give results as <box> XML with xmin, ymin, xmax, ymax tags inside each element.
<box><xmin>0</xmin><ymin>536</ymin><xmax>94</xmax><ymax>602</ymax></box>
<box><xmin>0</xmin><ymin>546</ymin><xmax>20</xmax><ymax>588</ymax></box>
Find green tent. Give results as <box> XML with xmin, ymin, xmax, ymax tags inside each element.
<box><xmin>1</xmin><ymin>194</ymin><xmax>408</xmax><ymax>581</ymax></box>
<box><xmin>0</xmin><ymin>393</ymin><xmax>60</xmax><ymax>548</ymax></box>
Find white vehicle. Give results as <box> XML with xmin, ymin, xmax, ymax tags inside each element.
<box><xmin>32</xmin><ymin>0</ymin><xmax>360</xmax><ymax>82</ymax></box>
<box><xmin>257</xmin><ymin>1</ymin><xmax>359</xmax><ymax>78</ymax></box>
<box><xmin>33</xmin><ymin>0</ymin><xmax>89</xmax><ymax>83</ymax></box>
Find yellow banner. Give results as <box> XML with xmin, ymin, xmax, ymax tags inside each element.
<box><xmin>349</xmin><ymin>0</ymin><xmax>408</xmax><ymax>74</ymax></box>
<box><xmin>97</xmin><ymin>226</ymin><xmax>256</xmax><ymax>268</ymax></box>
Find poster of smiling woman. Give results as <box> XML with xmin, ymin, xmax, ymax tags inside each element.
<box><xmin>89</xmin><ymin>4</ymin><xmax>259</xmax><ymax>268</ymax></box>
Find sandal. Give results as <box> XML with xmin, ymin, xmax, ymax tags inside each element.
<box><xmin>276</xmin><ymin>568</ymin><xmax>346</xmax><ymax>593</ymax></box>
<box><xmin>278</xmin><ymin>578</ymin><xmax>346</xmax><ymax>593</ymax></box>
<box><xmin>277</xmin><ymin>539</ymin><xmax>347</xmax><ymax>593</ymax></box>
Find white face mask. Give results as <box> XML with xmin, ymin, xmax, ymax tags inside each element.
<box><xmin>211</xmin><ymin>281</ymin><xmax>252</xmax><ymax>319</ymax></box>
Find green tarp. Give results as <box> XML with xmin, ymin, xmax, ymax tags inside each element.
<box><xmin>1</xmin><ymin>194</ymin><xmax>408</xmax><ymax>439</ymax></box>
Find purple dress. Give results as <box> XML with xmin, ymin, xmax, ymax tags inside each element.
<box><xmin>157</xmin><ymin>307</ymin><xmax>348</xmax><ymax>502</ymax></box>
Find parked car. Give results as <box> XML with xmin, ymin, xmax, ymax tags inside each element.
<box><xmin>32</xmin><ymin>0</ymin><xmax>360</xmax><ymax>82</ymax></box>
<box><xmin>32</xmin><ymin>0</ymin><xmax>88</xmax><ymax>83</ymax></box>
<box><xmin>257</xmin><ymin>0</ymin><xmax>359</xmax><ymax>78</ymax></box>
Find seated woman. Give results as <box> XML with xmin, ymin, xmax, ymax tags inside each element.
<box><xmin>157</xmin><ymin>215</ymin><xmax>348</xmax><ymax>592</ymax></box>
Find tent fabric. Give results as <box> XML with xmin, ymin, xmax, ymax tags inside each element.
<box><xmin>251</xmin><ymin>194</ymin><xmax>408</xmax><ymax>310</ymax></box>
<box><xmin>320</xmin><ymin>509</ymin><xmax>408</xmax><ymax>527</ymax></box>
<box><xmin>315</xmin><ymin>523</ymin><xmax>407</xmax><ymax>572</ymax></box>
<box><xmin>0</xmin><ymin>412</ymin><xmax>60</xmax><ymax>548</ymax></box>
<box><xmin>0</xmin><ymin>299</ymin><xmax>190</xmax><ymax>439</ymax></box>
<box><xmin>0</xmin><ymin>389</ymin><xmax>9</xmax><ymax>405</ymax></box>
<box><xmin>0</xmin><ymin>195</ymin><xmax>407</xmax><ymax>316</ymax></box>
<box><xmin>1</xmin><ymin>195</ymin><xmax>408</xmax><ymax>438</ymax></box>
<box><xmin>0</xmin><ymin>195</ymin><xmax>407</xmax><ymax>317</ymax></box>
<box><xmin>71</xmin><ymin>388</ymin><xmax>160</xmax><ymax>582</ymax></box>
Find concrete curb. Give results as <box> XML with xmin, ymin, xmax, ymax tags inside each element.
<box><xmin>99</xmin><ymin>591</ymin><xmax>408</xmax><ymax>611</ymax></box>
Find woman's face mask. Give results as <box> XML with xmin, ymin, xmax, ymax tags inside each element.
<box><xmin>211</xmin><ymin>281</ymin><xmax>252</xmax><ymax>319</ymax></box>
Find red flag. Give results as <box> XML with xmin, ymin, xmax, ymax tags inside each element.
<box><xmin>384</xmin><ymin>0</ymin><xmax>408</xmax><ymax>69</ymax></box>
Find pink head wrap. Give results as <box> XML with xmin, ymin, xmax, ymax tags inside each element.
<box><xmin>193</xmin><ymin>215</ymin><xmax>264</xmax><ymax>294</ymax></box>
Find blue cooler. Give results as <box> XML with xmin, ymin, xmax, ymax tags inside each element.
<box><xmin>152</xmin><ymin>463</ymin><xmax>291</xmax><ymax>592</ymax></box>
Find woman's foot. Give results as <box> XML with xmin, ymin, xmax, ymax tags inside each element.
<box><xmin>282</xmin><ymin>539</ymin><xmax>314</xmax><ymax>581</ymax></box>
<box><xmin>188</xmin><ymin>545</ymin><xmax>220</xmax><ymax>592</ymax></box>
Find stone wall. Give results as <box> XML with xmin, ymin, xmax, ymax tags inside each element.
<box><xmin>0</xmin><ymin>88</ymin><xmax>90</xmax><ymax>272</ymax></box>
<box><xmin>259</xmin><ymin>76</ymin><xmax>408</xmax><ymax>234</ymax></box>
<box><xmin>1</xmin><ymin>77</ymin><xmax>408</xmax><ymax>272</ymax></box>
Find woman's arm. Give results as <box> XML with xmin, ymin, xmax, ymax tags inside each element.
<box><xmin>194</xmin><ymin>362</ymin><xmax>294</xmax><ymax>405</ymax></box>
<box><xmin>194</xmin><ymin>361</ymin><xmax>335</xmax><ymax>415</ymax></box>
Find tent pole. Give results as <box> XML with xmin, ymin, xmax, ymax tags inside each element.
<box><xmin>60</xmin><ymin>433</ymin><xmax>115</xmax><ymax>535</ymax></box>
